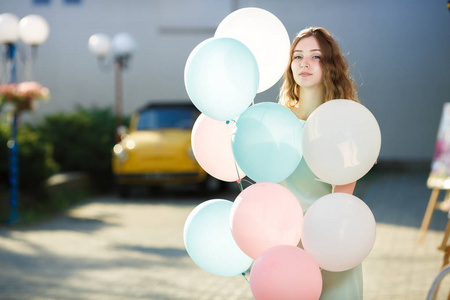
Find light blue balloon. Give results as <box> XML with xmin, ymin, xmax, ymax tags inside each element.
<box><xmin>184</xmin><ymin>37</ymin><xmax>259</xmax><ymax>121</ymax></box>
<box><xmin>232</xmin><ymin>102</ymin><xmax>303</xmax><ymax>183</ymax></box>
<box><xmin>183</xmin><ymin>199</ymin><xmax>252</xmax><ymax>277</ymax></box>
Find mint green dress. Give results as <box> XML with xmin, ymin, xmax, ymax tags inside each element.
<box><xmin>279</xmin><ymin>159</ymin><xmax>363</xmax><ymax>300</ymax></box>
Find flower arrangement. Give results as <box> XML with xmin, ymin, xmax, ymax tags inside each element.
<box><xmin>0</xmin><ymin>81</ymin><xmax>50</xmax><ymax>112</ymax></box>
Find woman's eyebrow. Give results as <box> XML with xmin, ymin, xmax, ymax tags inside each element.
<box><xmin>293</xmin><ymin>49</ymin><xmax>321</xmax><ymax>53</ymax></box>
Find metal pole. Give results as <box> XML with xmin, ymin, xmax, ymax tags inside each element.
<box><xmin>114</xmin><ymin>58</ymin><xmax>123</xmax><ymax>142</ymax></box>
<box><xmin>7</xmin><ymin>43</ymin><xmax>19</xmax><ymax>224</ymax></box>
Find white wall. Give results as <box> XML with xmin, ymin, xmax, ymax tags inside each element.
<box><xmin>1</xmin><ymin>0</ymin><xmax>450</xmax><ymax>162</ymax></box>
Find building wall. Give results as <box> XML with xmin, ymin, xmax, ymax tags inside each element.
<box><xmin>1</xmin><ymin>0</ymin><xmax>450</xmax><ymax>162</ymax></box>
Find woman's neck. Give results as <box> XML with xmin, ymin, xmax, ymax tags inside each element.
<box><xmin>292</xmin><ymin>85</ymin><xmax>324</xmax><ymax>120</ymax></box>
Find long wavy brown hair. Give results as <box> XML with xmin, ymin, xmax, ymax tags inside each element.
<box><xmin>279</xmin><ymin>27</ymin><xmax>359</xmax><ymax>108</ymax></box>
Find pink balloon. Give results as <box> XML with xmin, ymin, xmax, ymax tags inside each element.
<box><xmin>250</xmin><ymin>245</ymin><xmax>322</xmax><ymax>300</ymax></box>
<box><xmin>230</xmin><ymin>182</ymin><xmax>303</xmax><ymax>259</ymax></box>
<box><xmin>191</xmin><ymin>113</ymin><xmax>245</xmax><ymax>182</ymax></box>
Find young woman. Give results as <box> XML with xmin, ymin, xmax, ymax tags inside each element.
<box><xmin>279</xmin><ymin>27</ymin><xmax>363</xmax><ymax>300</ymax></box>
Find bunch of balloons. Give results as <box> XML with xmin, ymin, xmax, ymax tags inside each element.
<box><xmin>183</xmin><ymin>7</ymin><xmax>381</xmax><ymax>300</ymax></box>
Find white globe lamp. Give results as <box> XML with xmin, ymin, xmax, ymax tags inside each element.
<box><xmin>0</xmin><ymin>13</ymin><xmax>20</xmax><ymax>44</ymax></box>
<box><xmin>112</xmin><ymin>32</ymin><xmax>136</xmax><ymax>58</ymax></box>
<box><xmin>88</xmin><ymin>33</ymin><xmax>112</xmax><ymax>57</ymax></box>
<box><xmin>18</xmin><ymin>14</ymin><xmax>50</xmax><ymax>45</ymax></box>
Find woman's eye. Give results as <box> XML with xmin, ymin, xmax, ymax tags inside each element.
<box><xmin>313</xmin><ymin>56</ymin><xmax>321</xmax><ymax>60</ymax></box>
<box><xmin>293</xmin><ymin>55</ymin><xmax>302</xmax><ymax>60</ymax></box>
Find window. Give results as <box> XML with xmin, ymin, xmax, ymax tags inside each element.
<box><xmin>33</xmin><ymin>0</ymin><xmax>51</xmax><ymax>5</ymax></box>
<box><xmin>137</xmin><ymin>106</ymin><xmax>198</xmax><ymax>130</ymax></box>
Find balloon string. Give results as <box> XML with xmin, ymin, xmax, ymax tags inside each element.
<box><xmin>228</xmin><ymin>119</ymin><xmax>244</xmax><ymax>192</ymax></box>
<box><xmin>241</xmin><ymin>272</ymin><xmax>250</xmax><ymax>284</ymax></box>
<box><xmin>237</xmin><ymin>181</ymin><xmax>244</xmax><ymax>192</ymax></box>
<box><xmin>234</xmin><ymin>161</ymin><xmax>244</xmax><ymax>192</ymax></box>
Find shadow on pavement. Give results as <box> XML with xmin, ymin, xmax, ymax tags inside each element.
<box><xmin>355</xmin><ymin>165</ymin><xmax>448</xmax><ymax>231</ymax></box>
<box><xmin>116</xmin><ymin>163</ymin><xmax>449</xmax><ymax>231</ymax></box>
<box><xmin>114</xmin><ymin>245</ymin><xmax>188</xmax><ymax>258</ymax></box>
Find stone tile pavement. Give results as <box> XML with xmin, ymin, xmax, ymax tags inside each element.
<box><xmin>0</xmin><ymin>168</ymin><xmax>448</xmax><ymax>299</ymax></box>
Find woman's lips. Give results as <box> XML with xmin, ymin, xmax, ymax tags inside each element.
<box><xmin>300</xmin><ymin>72</ymin><xmax>312</xmax><ymax>77</ymax></box>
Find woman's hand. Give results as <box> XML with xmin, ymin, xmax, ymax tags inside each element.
<box><xmin>332</xmin><ymin>181</ymin><xmax>356</xmax><ymax>194</ymax></box>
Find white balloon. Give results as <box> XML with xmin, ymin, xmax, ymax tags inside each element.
<box><xmin>215</xmin><ymin>7</ymin><xmax>290</xmax><ymax>93</ymax></box>
<box><xmin>302</xmin><ymin>193</ymin><xmax>376</xmax><ymax>272</ymax></box>
<box><xmin>302</xmin><ymin>100</ymin><xmax>381</xmax><ymax>185</ymax></box>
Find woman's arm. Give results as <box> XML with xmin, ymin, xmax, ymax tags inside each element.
<box><xmin>332</xmin><ymin>181</ymin><xmax>356</xmax><ymax>194</ymax></box>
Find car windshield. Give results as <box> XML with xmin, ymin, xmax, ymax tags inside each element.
<box><xmin>137</xmin><ymin>106</ymin><xmax>198</xmax><ymax>130</ymax></box>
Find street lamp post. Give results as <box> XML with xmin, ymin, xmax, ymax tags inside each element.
<box><xmin>114</xmin><ymin>56</ymin><xmax>123</xmax><ymax>141</ymax></box>
<box><xmin>0</xmin><ymin>13</ymin><xmax>49</xmax><ymax>224</ymax></box>
<box><xmin>88</xmin><ymin>32</ymin><xmax>136</xmax><ymax>142</ymax></box>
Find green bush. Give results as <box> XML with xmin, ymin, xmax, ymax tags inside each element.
<box><xmin>18</xmin><ymin>125</ymin><xmax>59</xmax><ymax>189</ymax></box>
<box><xmin>37</xmin><ymin>106</ymin><xmax>125</xmax><ymax>191</ymax></box>
<box><xmin>0</xmin><ymin>122</ymin><xmax>58</xmax><ymax>193</ymax></box>
<box><xmin>0</xmin><ymin>106</ymin><xmax>126</xmax><ymax>224</ymax></box>
<box><xmin>0</xmin><ymin>125</ymin><xmax>8</xmax><ymax>192</ymax></box>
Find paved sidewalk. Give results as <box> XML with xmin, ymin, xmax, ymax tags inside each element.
<box><xmin>0</xmin><ymin>168</ymin><xmax>448</xmax><ymax>299</ymax></box>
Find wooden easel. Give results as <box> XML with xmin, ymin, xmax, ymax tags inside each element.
<box><xmin>422</xmin><ymin>103</ymin><xmax>450</xmax><ymax>299</ymax></box>
<box><xmin>418</xmin><ymin>187</ymin><xmax>450</xmax><ymax>244</ymax></box>
<box><xmin>438</xmin><ymin>218</ymin><xmax>450</xmax><ymax>268</ymax></box>
<box><xmin>426</xmin><ymin>218</ymin><xmax>450</xmax><ymax>300</ymax></box>
<box><xmin>419</xmin><ymin>103</ymin><xmax>450</xmax><ymax>244</ymax></box>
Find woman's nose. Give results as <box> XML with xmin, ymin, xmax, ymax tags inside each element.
<box><xmin>301</xmin><ymin>59</ymin><xmax>310</xmax><ymax>68</ymax></box>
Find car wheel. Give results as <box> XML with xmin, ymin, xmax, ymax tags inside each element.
<box><xmin>148</xmin><ymin>185</ymin><xmax>163</xmax><ymax>195</ymax></box>
<box><xmin>199</xmin><ymin>175</ymin><xmax>224</xmax><ymax>194</ymax></box>
<box><xmin>118</xmin><ymin>184</ymin><xmax>131</xmax><ymax>198</ymax></box>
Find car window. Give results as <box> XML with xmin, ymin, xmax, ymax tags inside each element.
<box><xmin>137</xmin><ymin>107</ymin><xmax>198</xmax><ymax>130</ymax></box>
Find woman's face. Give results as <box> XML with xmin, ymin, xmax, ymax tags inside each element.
<box><xmin>291</xmin><ymin>36</ymin><xmax>323</xmax><ymax>89</ymax></box>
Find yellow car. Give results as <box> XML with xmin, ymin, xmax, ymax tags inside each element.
<box><xmin>112</xmin><ymin>102</ymin><xmax>208</xmax><ymax>197</ymax></box>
